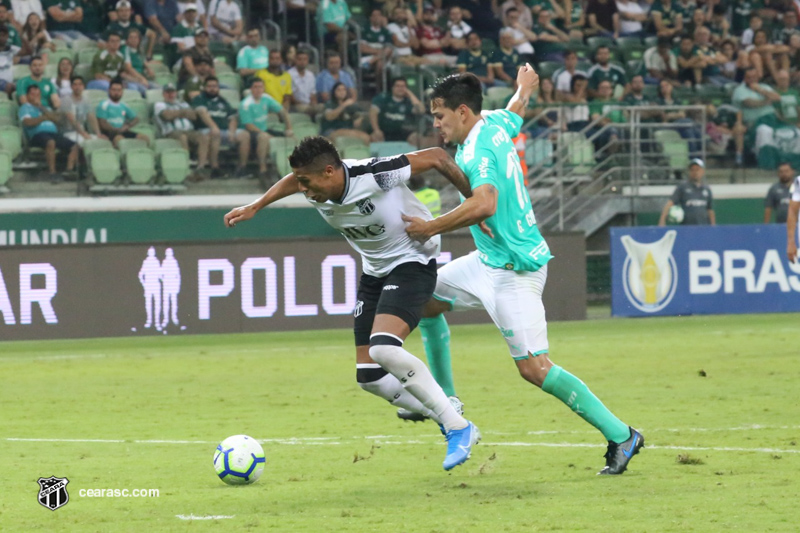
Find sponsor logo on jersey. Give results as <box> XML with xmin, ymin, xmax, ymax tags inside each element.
<box><xmin>478</xmin><ymin>157</ymin><xmax>489</xmax><ymax>179</ymax></box>
<box><xmin>356</xmin><ymin>198</ymin><xmax>376</xmax><ymax>215</ymax></box>
<box><xmin>383</xmin><ymin>285</ymin><xmax>399</xmax><ymax>291</ymax></box>
<box><xmin>340</xmin><ymin>224</ymin><xmax>386</xmax><ymax>240</ymax></box>
<box><xmin>620</xmin><ymin>230</ymin><xmax>678</xmax><ymax>313</ymax></box>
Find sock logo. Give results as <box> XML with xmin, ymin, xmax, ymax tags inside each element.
<box><xmin>567</xmin><ymin>391</ymin><xmax>577</xmax><ymax>408</ymax></box>
<box><xmin>400</xmin><ymin>370</ymin><xmax>415</xmax><ymax>383</ymax></box>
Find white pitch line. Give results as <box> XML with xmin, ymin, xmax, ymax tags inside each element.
<box><xmin>176</xmin><ymin>515</ymin><xmax>235</xmax><ymax>521</ymax></box>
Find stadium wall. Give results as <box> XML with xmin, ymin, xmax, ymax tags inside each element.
<box><xmin>0</xmin><ymin>234</ymin><xmax>585</xmax><ymax>341</ymax></box>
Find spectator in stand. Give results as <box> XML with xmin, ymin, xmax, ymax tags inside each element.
<box><xmin>650</xmin><ymin>0</ymin><xmax>683</xmax><ymax>38</ymax></box>
<box><xmin>733</xmin><ymin>67</ymin><xmax>780</xmax><ymax>129</ymax></box>
<box><xmin>18</xmin><ymin>84</ymin><xmax>79</xmax><ymax>181</ymax></box>
<box><xmin>43</xmin><ymin>0</ymin><xmax>90</xmax><ymax>43</ymax></box>
<box><xmin>695</xmin><ymin>26</ymin><xmax>730</xmax><ymax>86</ymax></box>
<box><xmin>17</xmin><ymin>55</ymin><xmax>59</xmax><ymax>107</ymax></box>
<box><xmin>446</xmin><ymin>6</ymin><xmax>471</xmax><ymax>53</ymax></box>
<box><xmin>369</xmin><ymin>77</ymin><xmax>427</xmax><ymax>146</ymax></box>
<box><xmin>0</xmin><ymin>7</ymin><xmax>22</xmax><ymax>48</ymax></box>
<box><xmin>239</xmin><ymin>78</ymin><xmax>292</xmax><ymax>178</ymax></box>
<box><xmin>658</xmin><ymin>159</ymin><xmax>715</xmax><ymax>226</ymax></box>
<box><xmin>288</xmin><ymin>49</ymin><xmax>318</xmax><ymax>115</ymax></box>
<box><xmin>616</xmin><ymin>0</ymin><xmax>645</xmax><ymax>37</ymax></box>
<box><xmin>416</xmin><ymin>5</ymin><xmax>457</xmax><ymax>66</ymax></box>
<box><xmin>719</xmin><ymin>39</ymin><xmax>743</xmax><ymax>82</ymax></box>
<box><xmin>685</xmin><ymin>8</ymin><xmax>708</xmax><ymax>39</ymax></box>
<box><xmin>741</xmin><ymin>14</ymin><xmax>762</xmax><ymax>47</ymax></box>
<box><xmin>10</xmin><ymin>0</ymin><xmax>45</xmax><ymax>31</ymax></box>
<box><xmin>177</xmin><ymin>0</ymin><xmax>206</xmax><ymax>30</ymax></box>
<box><xmin>502</xmin><ymin>7</ymin><xmax>535</xmax><ymax>56</ymax></box>
<box><xmin>587</xmin><ymin>45</ymin><xmax>627</xmax><ymax>98</ymax></box>
<box><xmin>170</xmin><ymin>3</ymin><xmax>201</xmax><ymax>53</ymax></box>
<box><xmin>359</xmin><ymin>8</ymin><xmax>393</xmax><ymax>83</ymax></box>
<box><xmin>101</xmin><ymin>1</ymin><xmax>156</xmax><ymax>58</ymax></box>
<box><xmin>178</xmin><ymin>28</ymin><xmax>214</xmax><ymax>86</ymax></box>
<box><xmin>145</xmin><ymin>0</ymin><xmax>179</xmax><ymax>45</ymax></box>
<box><xmin>622</xmin><ymin>74</ymin><xmax>654</xmax><ymax>106</ymax></box>
<box><xmin>675</xmin><ymin>0</ymin><xmax>696</xmax><ymax>22</ymax></box>
<box><xmin>585</xmin><ymin>0</ymin><xmax>619</xmax><ymax>39</ymax></box>
<box><xmin>387</xmin><ymin>5</ymin><xmax>426</xmax><ymax>66</ymax></box>
<box><xmin>676</xmin><ymin>34</ymin><xmax>704</xmax><ymax>86</ymax></box>
<box><xmin>321</xmin><ymin>81</ymin><xmax>370</xmax><ymax>144</ymax></box>
<box><xmin>257</xmin><ymin>49</ymin><xmax>293</xmax><ymax>110</ymax></box>
<box><xmin>121</xmin><ymin>28</ymin><xmax>155</xmax><ymax>96</ymax></box>
<box><xmin>501</xmin><ymin>0</ymin><xmax>533</xmax><ymax>31</ymax></box>
<box><xmin>281</xmin><ymin>43</ymin><xmax>296</xmax><ymax>71</ymax></box>
<box><xmin>764</xmin><ymin>162</ymin><xmax>794</xmax><ymax>223</ymax></box>
<box><xmin>20</xmin><ymin>12</ymin><xmax>55</xmax><ymax>63</ymax></box>
<box><xmin>564</xmin><ymin>0</ymin><xmax>586</xmax><ymax>41</ymax></box>
<box><xmin>320</xmin><ymin>0</ymin><xmax>351</xmax><ymax>52</ymax></box>
<box><xmin>192</xmin><ymin>75</ymin><xmax>249</xmax><ymax>178</ymax></box>
<box><xmin>154</xmin><ymin>83</ymin><xmax>210</xmax><ymax>178</ymax></box>
<box><xmin>588</xmin><ymin>79</ymin><xmax>622</xmax><ymax>152</ymax></box>
<box><xmin>0</xmin><ymin>25</ymin><xmax>21</xmax><ymax>98</ymax></box>
<box><xmin>457</xmin><ymin>32</ymin><xmax>494</xmax><ymax>89</ymax></box>
<box><xmin>530</xmin><ymin>9</ymin><xmax>568</xmax><ymax>61</ymax></box>
<box><xmin>448</xmin><ymin>0</ymin><xmax>502</xmax><ymax>39</ymax></box>
<box><xmin>492</xmin><ymin>29</ymin><xmax>524</xmax><ymax>87</ymax></box>
<box><xmin>207</xmin><ymin>0</ymin><xmax>242</xmax><ymax>43</ymax></box>
<box><xmin>316</xmin><ymin>52</ymin><xmax>356</xmax><ymax>103</ymax></box>
<box><xmin>750</xmin><ymin>28</ymin><xmax>791</xmax><ymax>82</ymax></box>
<box><xmin>773</xmin><ymin>10</ymin><xmax>800</xmax><ymax>45</ymax></box>
<box><xmin>88</xmin><ymin>32</ymin><xmax>125</xmax><ymax>91</ymax></box>
<box><xmin>95</xmin><ymin>78</ymin><xmax>148</xmax><ymax>147</ymax></box>
<box><xmin>525</xmin><ymin>76</ymin><xmax>558</xmax><ymax>131</ymax></box>
<box><xmin>182</xmin><ymin>56</ymin><xmax>211</xmax><ymax>102</ymax></box>
<box><xmin>552</xmin><ymin>50</ymin><xmax>587</xmax><ymax>102</ymax></box>
<box><xmin>773</xmin><ymin>68</ymin><xmax>800</xmax><ymax>125</ymax></box>
<box><xmin>61</xmin><ymin>75</ymin><xmax>101</xmax><ymax>145</ymax></box>
<box><xmin>645</xmin><ymin>36</ymin><xmax>679</xmax><ymax>85</ymax></box>
<box><xmin>709</xmin><ymin>5</ymin><xmax>730</xmax><ymax>43</ymax></box>
<box><xmin>53</xmin><ymin>56</ymin><xmax>73</xmax><ymax>97</ymax></box>
<box><xmin>236</xmin><ymin>28</ymin><xmax>268</xmax><ymax>86</ymax></box>
<box><xmin>706</xmin><ymin>103</ymin><xmax>746</xmax><ymax>165</ymax></box>
<box><xmin>564</xmin><ymin>73</ymin><xmax>590</xmax><ymax>131</ymax></box>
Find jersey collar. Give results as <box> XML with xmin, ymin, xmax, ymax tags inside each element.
<box><xmin>331</xmin><ymin>164</ymin><xmax>351</xmax><ymax>205</ymax></box>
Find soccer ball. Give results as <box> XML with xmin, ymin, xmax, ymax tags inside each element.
<box><xmin>213</xmin><ymin>435</ymin><xmax>266</xmax><ymax>485</ymax></box>
<box><xmin>667</xmin><ymin>205</ymin><xmax>685</xmax><ymax>225</ymax></box>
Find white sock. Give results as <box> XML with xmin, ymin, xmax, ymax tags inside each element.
<box><xmin>356</xmin><ymin>364</ymin><xmax>441</xmax><ymax>423</ymax></box>
<box><xmin>369</xmin><ymin>335</ymin><xmax>467</xmax><ymax>432</ymax></box>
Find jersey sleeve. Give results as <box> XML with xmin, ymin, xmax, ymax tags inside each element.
<box><xmin>792</xmin><ymin>176</ymin><xmax>800</xmax><ymax>202</ymax></box>
<box><xmin>670</xmin><ymin>185</ymin><xmax>682</xmax><ymax>205</ymax></box>
<box><xmin>265</xmin><ymin>95</ymin><xmax>283</xmax><ymax>113</ymax></box>
<box><xmin>705</xmin><ymin>187</ymin><xmax>713</xmax><ymax>209</ymax></box>
<box><xmin>480</xmin><ymin>108</ymin><xmax>522</xmax><ymax>138</ymax></box>
<box><xmin>362</xmin><ymin>154</ymin><xmax>411</xmax><ymax>191</ymax></box>
<box><xmin>467</xmin><ymin>146</ymin><xmax>500</xmax><ymax>190</ymax></box>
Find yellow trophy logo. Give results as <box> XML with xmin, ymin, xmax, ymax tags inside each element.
<box><xmin>621</xmin><ymin>231</ymin><xmax>678</xmax><ymax>312</ymax></box>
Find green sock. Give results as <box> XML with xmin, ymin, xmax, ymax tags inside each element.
<box><xmin>418</xmin><ymin>315</ymin><xmax>456</xmax><ymax>397</ymax></box>
<box><xmin>541</xmin><ymin>365</ymin><xmax>631</xmax><ymax>443</ymax></box>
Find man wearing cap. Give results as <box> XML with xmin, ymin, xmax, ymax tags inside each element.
<box><xmin>658</xmin><ymin>159</ymin><xmax>716</xmax><ymax>226</ymax></box>
<box><xmin>178</xmin><ymin>26</ymin><xmax>214</xmax><ymax>86</ymax></box>
<box><xmin>103</xmin><ymin>1</ymin><xmax>156</xmax><ymax>58</ymax></box>
<box><xmin>155</xmin><ymin>82</ymin><xmax>210</xmax><ymax>177</ymax></box>
<box><xmin>256</xmin><ymin>49</ymin><xmax>293</xmax><ymax>110</ymax></box>
<box><xmin>44</xmin><ymin>0</ymin><xmax>91</xmax><ymax>43</ymax></box>
<box><xmin>208</xmin><ymin>0</ymin><xmax>242</xmax><ymax>43</ymax></box>
<box><xmin>145</xmin><ymin>0</ymin><xmax>180</xmax><ymax>45</ymax></box>
<box><xmin>0</xmin><ymin>24</ymin><xmax>22</xmax><ymax>97</ymax></box>
<box><xmin>239</xmin><ymin>78</ymin><xmax>292</xmax><ymax>178</ymax></box>
<box><xmin>192</xmin><ymin>75</ymin><xmax>249</xmax><ymax>178</ymax></box>
<box><xmin>764</xmin><ymin>162</ymin><xmax>794</xmax><ymax>224</ymax></box>
<box><xmin>170</xmin><ymin>3</ymin><xmax>201</xmax><ymax>53</ymax></box>
<box><xmin>88</xmin><ymin>31</ymin><xmax>126</xmax><ymax>92</ymax></box>
<box><xmin>95</xmin><ymin>77</ymin><xmax>148</xmax><ymax>147</ymax></box>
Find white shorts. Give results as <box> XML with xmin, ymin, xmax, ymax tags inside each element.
<box><xmin>434</xmin><ymin>251</ymin><xmax>549</xmax><ymax>360</ymax></box>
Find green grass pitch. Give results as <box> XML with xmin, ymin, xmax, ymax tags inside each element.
<box><xmin>1</xmin><ymin>313</ymin><xmax>798</xmax><ymax>532</ymax></box>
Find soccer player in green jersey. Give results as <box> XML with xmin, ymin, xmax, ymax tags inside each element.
<box><xmin>401</xmin><ymin>66</ymin><xmax>645</xmax><ymax>475</ymax></box>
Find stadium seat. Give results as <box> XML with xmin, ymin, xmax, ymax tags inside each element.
<box><xmin>124</xmin><ymin>99</ymin><xmax>149</xmax><ymax>121</ymax></box>
<box><xmin>0</xmin><ymin>126</ymin><xmax>22</xmax><ymax>159</ymax></box>
<box><xmin>148</xmin><ymin>61</ymin><xmax>170</xmax><ymax>75</ymax></box>
<box><xmin>655</xmin><ymin>129</ymin><xmax>690</xmax><ymax>170</ymax></box>
<box><xmin>537</xmin><ymin>61</ymin><xmax>561</xmax><ymax>80</ymax></box>
<box><xmin>269</xmin><ymin>136</ymin><xmax>298</xmax><ymax>157</ymax></box>
<box><xmin>335</xmin><ymin>136</ymin><xmax>367</xmax><ymax>151</ymax></box>
<box><xmin>44</xmin><ymin>64</ymin><xmax>57</xmax><ymax>79</ymax></box>
<box><xmin>82</xmin><ymin>138</ymin><xmax>114</xmax><ymax>156</ymax></box>
<box><xmin>48</xmin><ymin>49</ymin><xmax>76</xmax><ymax>66</ymax></box>
<box><xmin>644</xmin><ymin>36</ymin><xmax>659</xmax><ymax>48</ymax></box>
<box><xmin>214</xmin><ymin>61</ymin><xmax>234</xmax><ymax>74</ymax></box>
<box><xmin>342</xmin><ymin>143</ymin><xmax>371</xmax><ymax>160</ymax></box>
<box><xmin>12</xmin><ymin>64</ymin><xmax>28</xmax><ymax>80</ymax></box>
<box><xmin>84</xmin><ymin>89</ymin><xmax>107</xmax><ymax>109</ymax></box>
<box><xmin>74</xmin><ymin>63</ymin><xmax>91</xmax><ymax>80</ymax></box>
<box><xmin>370</xmin><ymin>141</ymin><xmax>416</xmax><ymax>158</ymax></box>
<box><xmin>124</xmin><ymin>146</ymin><xmax>157</xmax><ymax>184</ymax></box>
<box><xmin>587</xmin><ymin>36</ymin><xmax>615</xmax><ymax>50</ymax></box>
<box><xmin>616</xmin><ymin>36</ymin><xmax>642</xmax><ymax>48</ymax></box>
<box><xmin>51</xmin><ymin>38</ymin><xmax>69</xmax><ymax>50</ymax></box>
<box><xmin>88</xmin><ymin>147</ymin><xmax>122</xmax><ymax>184</ymax></box>
<box><xmin>292</xmin><ymin>122</ymin><xmax>320</xmax><ymax>139</ymax></box>
<box><xmin>71</xmin><ymin>39</ymin><xmax>99</xmax><ymax>51</ymax></box>
<box><xmin>486</xmin><ymin>86</ymin><xmax>514</xmax><ymax>109</ymax></box>
<box><xmin>154</xmin><ymin>72</ymin><xmax>177</xmax><ymax>87</ymax></box>
<box><xmin>560</xmin><ymin>132</ymin><xmax>595</xmax><ymax>169</ymax></box>
<box><xmin>576</xmin><ymin>59</ymin><xmax>592</xmax><ymax>72</ymax></box>
<box><xmin>220</xmin><ymin>89</ymin><xmax>240</xmax><ymax>109</ymax></box>
<box><xmin>131</xmin><ymin>124</ymin><xmax>158</xmax><ymax>145</ymax></box>
<box><xmin>78</xmin><ymin>48</ymin><xmax>99</xmax><ymax>65</ymax></box>
<box><xmin>0</xmin><ymin>100</ymin><xmax>17</xmax><ymax>125</ymax></box>
<box><xmin>0</xmin><ymin>149</ymin><xmax>12</xmax><ymax>185</ymax></box>
<box><xmin>217</xmin><ymin>72</ymin><xmax>241</xmax><ymax>92</ymax></box>
<box><xmin>122</xmin><ymin>89</ymin><xmax>143</xmax><ymax>101</ymax></box>
<box><xmin>154</xmin><ymin>139</ymin><xmax>190</xmax><ymax>184</ymax></box>
<box><xmin>626</xmin><ymin>60</ymin><xmax>645</xmax><ymax>78</ymax></box>
<box><xmin>288</xmin><ymin>112</ymin><xmax>312</xmax><ymax>125</ymax></box>
<box><xmin>146</xmin><ymin>88</ymin><xmax>164</xmax><ymax>107</ymax></box>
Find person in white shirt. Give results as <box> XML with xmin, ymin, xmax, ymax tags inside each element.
<box><xmin>387</xmin><ymin>5</ymin><xmax>427</xmax><ymax>65</ymax></box>
<box><xmin>207</xmin><ymin>0</ymin><xmax>242</xmax><ymax>43</ymax></box>
<box><xmin>154</xmin><ymin>83</ymin><xmax>210</xmax><ymax>174</ymax></box>
<box><xmin>288</xmin><ymin>49</ymin><xmax>318</xmax><ymax>114</ymax></box>
<box><xmin>616</xmin><ymin>0</ymin><xmax>646</xmax><ymax>37</ymax></box>
<box><xmin>503</xmin><ymin>7</ymin><xmax>535</xmax><ymax>55</ymax></box>
<box><xmin>446</xmin><ymin>5</ymin><xmax>471</xmax><ymax>53</ymax></box>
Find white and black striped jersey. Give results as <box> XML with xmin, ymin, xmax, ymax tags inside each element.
<box><xmin>305</xmin><ymin>155</ymin><xmax>440</xmax><ymax>277</ymax></box>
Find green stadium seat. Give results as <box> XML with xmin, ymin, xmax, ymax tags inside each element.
<box><xmin>125</xmin><ymin>99</ymin><xmax>149</xmax><ymax>121</ymax></box>
<box><xmin>12</xmin><ymin>64</ymin><xmax>28</xmax><ymax>80</ymax></box>
<box><xmin>0</xmin><ymin>100</ymin><xmax>17</xmax><ymax>125</ymax></box>
<box><xmin>335</xmin><ymin>136</ymin><xmax>367</xmax><ymax>151</ymax></box>
<box><xmin>537</xmin><ymin>61</ymin><xmax>562</xmax><ymax>80</ymax></box>
<box><xmin>71</xmin><ymin>39</ymin><xmax>99</xmax><ymax>51</ymax></box>
<box><xmin>155</xmin><ymin>142</ymin><xmax>190</xmax><ymax>184</ymax></box>
<box><xmin>47</xmin><ymin>49</ymin><xmax>76</xmax><ymax>66</ymax></box>
<box><xmin>78</xmin><ymin>48</ymin><xmax>99</xmax><ymax>65</ymax></box>
<box><xmin>485</xmin><ymin>86</ymin><xmax>514</xmax><ymax>109</ymax></box>
<box><xmin>88</xmin><ymin>148</ymin><xmax>122</xmax><ymax>184</ymax></box>
<box><xmin>288</xmin><ymin>112</ymin><xmax>312</xmax><ymax>125</ymax></box>
<box><xmin>220</xmin><ymin>89</ymin><xmax>241</xmax><ymax>109</ymax></box>
<box><xmin>269</xmin><ymin>136</ymin><xmax>298</xmax><ymax>157</ymax></box>
<box><xmin>0</xmin><ymin>149</ymin><xmax>12</xmax><ymax>185</ymax></box>
<box><xmin>74</xmin><ymin>63</ymin><xmax>91</xmax><ymax>80</ymax></box>
<box><xmin>272</xmin><ymin>145</ymin><xmax>293</xmax><ymax>177</ymax></box>
<box><xmin>122</xmin><ymin>89</ymin><xmax>143</xmax><ymax>101</ymax></box>
<box><xmin>616</xmin><ymin>36</ymin><xmax>643</xmax><ymax>48</ymax></box>
<box><xmin>84</xmin><ymin>89</ymin><xmax>107</xmax><ymax>109</ymax></box>
<box><xmin>131</xmin><ymin>124</ymin><xmax>157</xmax><ymax>145</ymax></box>
<box><xmin>587</xmin><ymin>36</ymin><xmax>615</xmax><ymax>50</ymax></box>
<box><xmin>292</xmin><ymin>122</ymin><xmax>320</xmax><ymax>139</ymax></box>
<box><xmin>154</xmin><ymin>72</ymin><xmax>177</xmax><ymax>87</ymax></box>
<box><xmin>125</xmin><ymin>146</ymin><xmax>157</xmax><ymax>184</ymax></box>
<box><xmin>576</xmin><ymin>59</ymin><xmax>592</xmax><ymax>72</ymax></box>
<box><xmin>655</xmin><ymin>129</ymin><xmax>690</xmax><ymax>170</ymax></box>
<box><xmin>146</xmin><ymin>88</ymin><xmax>164</xmax><ymax>107</ymax></box>
<box><xmin>214</xmin><ymin>61</ymin><xmax>234</xmax><ymax>74</ymax></box>
<box><xmin>0</xmin><ymin>125</ymin><xmax>22</xmax><ymax>159</ymax></box>
<box><xmin>51</xmin><ymin>38</ymin><xmax>69</xmax><ymax>50</ymax></box>
<box><xmin>218</xmin><ymin>72</ymin><xmax>241</xmax><ymax>92</ymax></box>
<box><xmin>560</xmin><ymin>132</ymin><xmax>595</xmax><ymax>169</ymax></box>
<box><xmin>342</xmin><ymin>143</ymin><xmax>372</xmax><ymax>160</ymax></box>
<box><xmin>82</xmin><ymin>138</ymin><xmax>114</xmax><ymax>156</ymax></box>
<box><xmin>626</xmin><ymin>59</ymin><xmax>645</xmax><ymax>78</ymax></box>
<box><xmin>44</xmin><ymin>64</ymin><xmax>57</xmax><ymax>79</ymax></box>
<box><xmin>370</xmin><ymin>141</ymin><xmax>416</xmax><ymax>158</ymax></box>
<box><xmin>644</xmin><ymin>36</ymin><xmax>659</xmax><ymax>48</ymax></box>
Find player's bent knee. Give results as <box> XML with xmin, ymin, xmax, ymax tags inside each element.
<box><xmin>368</xmin><ymin>333</ymin><xmax>403</xmax><ymax>365</ymax></box>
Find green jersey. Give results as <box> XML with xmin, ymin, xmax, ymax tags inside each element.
<box><xmin>122</xmin><ymin>44</ymin><xmax>144</xmax><ymax>75</ymax></box>
<box><xmin>95</xmin><ymin>99</ymin><xmax>137</xmax><ymax>129</ymax></box>
<box><xmin>455</xmin><ymin>109</ymin><xmax>552</xmax><ymax>272</ymax></box>
<box><xmin>16</xmin><ymin>76</ymin><xmax>58</xmax><ymax>106</ymax></box>
<box><xmin>236</xmin><ymin>45</ymin><xmax>268</xmax><ymax>71</ymax></box>
<box><xmin>104</xmin><ymin>20</ymin><xmax>148</xmax><ymax>41</ymax></box>
<box><xmin>456</xmin><ymin>49</ymin><xmax>491</xmax><ymax>77</ymax></box>
<box><xmin>43</xmin><ymin>0</ymin><xmax>82</xmax><ymax>32</ymax></box>
<box><xmin>91</xmin><ymin>49</ymin><xmax>125</xmax><ymax>79</ymax></box>
<box><xmin>371</xmin><ymin>92</ymin><xmax>413</xmax><ymax>136</ymax></box>
<box><xmin>589</xmin><ymin>99</ymin><xmax>624</xmax><ymax>122</ymax></box>
<box><xmin>6</xmin><ymin>25</ymin><xmax>20</xmax><ymax>47</ymax></box>
<box><xmin>775</xmin><ymin>88</ymin><xmax>800</xmax><ymax>122</ymax></box>
<box><xmin>361</xmin><ymin>24</ymin><xmax>391</xmax><ymax>48</ymax></box>
<box><xmin>239</xmin><ymin>93</ymin><xmax>282</xmax><ymax>131</ymax></box>
<box><xmin>191</xmin><ymin>92</ymin><xmax>236</xmax><ymax>129</ymax></box>
<box><xmin>491</xmin><ymin>47</ymin><xmax>521</xmax><ymax>80</ymax></box>
<box><xmin>587</xmin><ymin>63</ymin><xmax>627</xmax><ymax>90</ymax></box>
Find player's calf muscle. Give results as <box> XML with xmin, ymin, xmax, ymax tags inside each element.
<box><xmin>516</xmin><ymin>355</ymin><xmax>553</xmax><ymax>387</ymax></box>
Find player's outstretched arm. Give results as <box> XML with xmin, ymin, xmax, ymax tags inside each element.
<box><xmin>404</xmin><ymin>184</ymin><xmax>497</xmax><ymax>242</ymax></box>
<box><xmin>405</xmin><ymin>147</ymin><xmax>474</xmax><ymax>198</ymax></box>
<box><xmin>224</xmin><ymin>173</ymin><xmax>301</xmax><ymax>228</ymax></box>
<box><xmin>506</xmin><ymin>63</ymin><xmax>540</xmax><ymax>120</ymax></box>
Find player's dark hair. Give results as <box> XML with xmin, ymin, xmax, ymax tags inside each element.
<box><xmin>289</xmin><ymin>136</ymin><xmax>343</xmax><ymax>172</ymax></box>
<box><xmin>430</xmin><ymin>72</ymin><xmax>483</xmax><ymax>114</ymax></box>
<box><xmin>391</xmin><ymin>77</ymin><xmax>406</xmax><ymax>88</ymax></box>
<box><xmin>466</xmin><ymin>31</ymin><xmax>480</xmax><ymax>42</ymax></box>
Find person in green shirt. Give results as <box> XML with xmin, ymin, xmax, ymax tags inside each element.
<box><xmin>491</xmin><ymin>29</ymin><xmax>522</xmax><ymax>86</ymax></box>
<box><xmin>359</xmin><ymin>8</ymin><xmax>392</xmax><ymax>76</ymax></box>
<box><xmin>183</xmin><ymin>57</ymin><xmax>212</xmax><ymax>103</ymax></box>
<box><xmin>88</xmin><ymin>32</ymin><xmax>126</xmax><ymax>91</ymax></box>
<box><xmin>402</xmin><ymin>68</ymin><xmax>644</xmax><ymax>476</ymax></box>
<box><xmin>651</xmin><ymin>0</ymin><xmax>684</xmax><ymax>38</ymax></box>
<box><xmin>369</xmin><ymin>78</ymin><xmax>426</xmax><ymax>146</ymax></box>
<box><xmin>43</xmin><ymin>0</ymin><xmax>91</xmax><ymax>43</ymax></box>
<box><xmin>320</xmin><ymin>0</ymin><xmax>351</xmax><ymax>50</ymax></box>
<box><xmin>236</xmin><ymin>27</ymin><xmax>268</xmax><ymax>84</ymax></box>
<box><xmin>321</xmin><ymin>81</ymin><xmax>369</xmax><ymax>144</ymax></box>
<box><xmin>95</xmin><ymin>77</ymin><xmax>149</xmax><ymax>147</ymax></box>
<box><xmin>120</xmin><ymin>28</ymin><xmax>155</xmax><ymax>96</ymax></box>
<box><xmin>239</xmin><ymin>78</ymin><xmax>292</xmax><ymax>176</ymax></box>
<box><xmin>587</xmin><ymin>45</ymin><xmax>627</xmax><ymax>98</ymax></box>
<box><xmin>102</xmin><ymin>0</ymin><xmax>156</xmax><ymax>59</ymax></box>
<box><xmin>0</xmin><ymin>6</ymin><xmax>21</xmax><ymax>46</ymax></box>
<box><xmin>732</xmin><ymin>67</ymin><xmax>780</xmax><ymax>126</ymax></box>
<box><xmin>456</xmin><ymin>32</ymin><xmax>494</xmax><ymax>89</ymax></box>
<box><xmin>530</xmin><ymin>10</ymin><xmax>569</xmax><ymax>61</ymax></box>
<box><xmin>17</xmin><ymin>56</ymin><xmax>60</xmax><ymax>107</ymax></box>
<box><xmin>773</xmin><ymin>68</ymin><xmax>800</xmax><ymax>125</ymax></box>
<box><xmin>192</xmin><ymin>75</ymin><xmax>250</xmax><ymax>178</ymax></box>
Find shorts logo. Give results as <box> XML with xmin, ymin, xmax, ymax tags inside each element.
<box><xmin>37</xmin><ymin>476</ymin><xmax>70</xmax><ymax>511</ymax></box>
<box><xmin>320</xmin><ymin>208</ymin><xmax>334</xmax><ymax>216</ymax></box>
<box><xmin>620</xmin><ymin>230</ymin><xmax>678</xmax><ymax>313</ymax></box>
<box><xmin>354</xmin><ymin>300</ymin><xmax>363</xmax><ymax>317</ymax></box>
<box><xmin>356</xmin><ymin>198</ymin><xmax>376</xmax><ymax>215</ymax></box>
<box><xmin>500</xmin><ymin>327</ymin><xmax>514</xmax><ymax>338</ymax></box>
<box><xmin>383</xmin><ymin>285</ymin><xmax>399</xmax><ymax>291</ymax></box>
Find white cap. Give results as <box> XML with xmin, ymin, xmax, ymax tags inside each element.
<box><xmin>183</xmin><ymin>3</ymin><xmax>198</xmax><ymax>10</ymax></box>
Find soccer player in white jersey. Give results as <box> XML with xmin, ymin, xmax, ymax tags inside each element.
<box><xmin>401</xmin><ymin>66</ymin><xmax>645</xmax><ymax>475</ymax></box>
<box><xmin>788</xmin><ymin>173</ymin><xmax>800</xmax><ymax>263</ymax></box>
<box><xmin>224</xmin><ymin>140</ymin><xmax>481</xmax><ymax>471</ymax></box>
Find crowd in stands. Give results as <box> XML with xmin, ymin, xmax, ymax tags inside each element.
<box><xmin>0</xmin><ymin>0</ymin><xmax>797</xmax><ymax>187</ymax></box>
